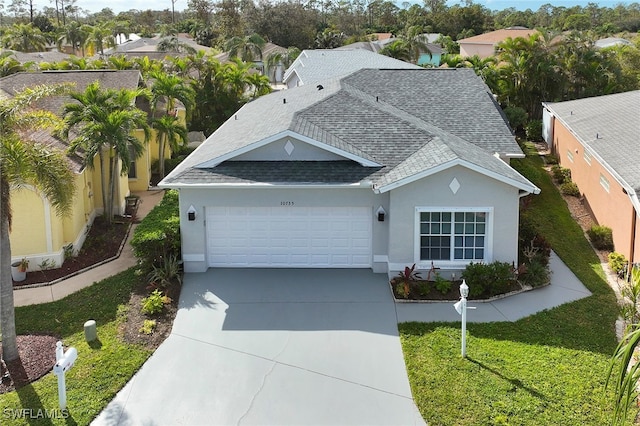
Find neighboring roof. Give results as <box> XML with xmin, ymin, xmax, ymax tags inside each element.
<box><xmin>458</xmin><ymin>28</ymin><xmax>537</xmax><ymax>44</ymax></box>
<box><xmin>0</xmin><ymin>70</ymin><xmax>144</xmax><ymax>173</ymax></box>
<box><xmin>338</xmin><ymin>38</ymin><xmax>443</xmax><ymax>55</ymax></box>
<box><xmin>2</xmin><ymin>49</ymin><xmax>73</xmax><ymax>64</ymax></box>
<box><xmin>544</xmin><ymin>90</ymin><xmax>640</xmax><ymax>195</ymax></box>
<box><xmin>283</xmin><ymin>49</ymin><xmax>421</xmax><ymax>86</ymax></box>
<box><xmin>105</xmin><ymin>35</ymin><xmax>213</xmax><ymax>56</ymax></box>
<box><xmin>595</xmin><ymin>37</ymin><xmax>632</xmax><ymax>49</ymax></box>
<box><xmin>0</xmin><ymin>70</ymin><xmax>143</xmax><ymax>115</ymax></box>
<box><xmin>163</xmin><ymin>68</ymin><xmax>536</xmax><ymax>194</ymax></box>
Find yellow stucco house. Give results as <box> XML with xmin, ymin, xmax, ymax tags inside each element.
<box><xmin>1</xmin><ymin>70</ymin><xmax>185</xmax><ymax>270</ymax></box>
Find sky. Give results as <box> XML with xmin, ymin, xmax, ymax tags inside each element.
<box><xmin>31</xmin><ymin>0</ymin><xmax>632</xmax><ymax>17</ymax></box>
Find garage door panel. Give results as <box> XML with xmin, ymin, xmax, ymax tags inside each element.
<box><xmin>207</xmin><ymin>206</ymin><xmax>371</xmax><ymax>268</ymax></box>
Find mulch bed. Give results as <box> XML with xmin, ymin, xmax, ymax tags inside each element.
<box><xmin>391</xmin><ymin>278</ymin><xmax>522</xmax><ymax>301</ymax></box>
<box><xmin>2</xmin><ymin>215</ymin><xmax>133</xmax><ymax>394</ymax></box>
<box><xmin>0</xmin><ymin>335</ymin><xmax>58</xmax><ymax>394</ymax></box>
<box><xmin>13</xmin><ymin>216</ymin><xmax>131</xmax><ymax>287</ymax></box>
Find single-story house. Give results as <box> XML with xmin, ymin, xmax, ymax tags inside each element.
<box><xmin>2</xmin><ymin>69</ymin><xmax>184</xmax><ymax>269</ymax></box>
<box><xmin>458</xmin><ymin>27</ymin><xmax>537</xmax><ymax>59</ymax></box>
<box><xmin>283</xmin><ymin>49</ymin><xmax>421</xmax><ymax>89</ymax></box>
<box><xmin>542</xmin><ymin>91</ymin><xmax>640</xmax><ymax>266</ymax></box>
<box><xmin>160</xmin><ymin>68</ymin><xmax>539</xmax><ymax>275</ymax></box>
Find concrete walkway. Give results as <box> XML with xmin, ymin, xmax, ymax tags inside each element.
<box><xmin>396</xmin><ymin>251</ymin><xmax>592</xmax><ymax>323</ymax></box>
<box><xmin>13</xmin><ymin>190</ymin><xmax>165</xmax><ymax>307</ymax></box>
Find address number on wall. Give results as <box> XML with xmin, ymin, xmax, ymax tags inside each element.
<box><xmin>280</xmin><ymin>201</ymin><xmax>295</xmax><ymax>206</ymax></box>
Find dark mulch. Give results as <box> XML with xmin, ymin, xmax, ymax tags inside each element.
<box><xmin>13</xmin><ymin>216</ymin><xmax>131</xmax><ymax>287</ymax></box>
<box><xmin>0</xmin><ymin>335</ymin><xmax>58</xmax><ymax>394</ymax></box>
<box><xmin>119</xmin><ymin>279</ymin><xmax>180</xmax><ymax>350</ymax></box>
<box><xmin>391</xmin><ymin>279</ymin><xmax>522</xmax><ymax>301</ymax></box>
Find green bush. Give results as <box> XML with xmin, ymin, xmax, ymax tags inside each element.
<box><xmin>525</xmin><ymin>120</ymin><xmax>543</xmax><ymax>141</ymax></box>
<box><xmin>551</xmin><ymin>165</ymin><xmax>571</xmax><ymax>184</ymax></box>
<box><xmin>141</xmin><ymin>289</ymin><xmax>167</xmax><ymax>315</ymax></box>
<box><xmin>587</xmin><ymin>225</ymin><xmax>614</xmax><ymax>251</ymax></box>
<box><xmin>518</xmin><ymin>214</ymin><xmax>551</xmax><ymax>266</ymax></box>
<box><xmin>503</xmin><ymin>106</ymin><xmax>528</xmax><ymax>131</ymax></box>
<box><xmin>434</xmin><ymin>274</ymin><xmax>452</xmax><ymax>294</ymax></box>
<box><xmin>462</xmin><ymin>261</ymin><xmax>516</xmax><ymax>298</ymax></box>
<box><xmin>560</xmin><ymin>181</ymin><xmax>580</xmax><ymax>197</ymax></box>
<box><xmin>131</xmin><ymin>190</ymin><xmax>181</xmax><ymax>271</ymax></box>
<box><xmin>417</xmin><ymin>281</ymin><xmax>431</xmax><ymax>296</ymax></box>
<box><xmin>608</xmin><ymin>252</ymin><xmax>627</xmax><ymax>275</ymax></box>
<box><xmin>518</xmin><ymin>259</ymin><xmax>550</xmax><ymax>288</ymax></box>
<box><xmin>545</xmin><ymin>154</ymin><xmax>559</xmax><ymax>165</ymax></box>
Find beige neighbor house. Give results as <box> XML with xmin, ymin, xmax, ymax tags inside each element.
<box><xmin>542</xmin><ymin>91</ymin><xmax>640</xmax><ymax>267</ymax></box>
<box><xmin>458</xmin><ymin>27</ymin><xmax>538</xmax><ymax>58</ymax></box>
<box><xmin>1</xmin><ymin>69</ymin><xmax>184</xmax><ymax>270</ymax></box>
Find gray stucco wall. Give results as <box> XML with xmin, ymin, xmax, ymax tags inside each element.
<box><xmin>178</xmin><ymin>187</ymin><xmax>389</xmax><ymax>273</ymax></box>
<box><xmin>387</xmin><ymin>165</ymin><xmax>521</xmax><ymax>274</ymax></box>
<box><xmin>231</xmin><ymin>137</ymin><xmax>345</xmax><ymax>161</ymax></box>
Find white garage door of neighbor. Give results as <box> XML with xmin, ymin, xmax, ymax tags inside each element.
<box><xmin>206</xmin><ymin>206</ymin><xmax>372</xmax><ymax>267</ymax></box>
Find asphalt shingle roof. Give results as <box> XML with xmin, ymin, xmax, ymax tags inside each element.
<box><xmin>545</xmin><ymin>90</ymin><xmax>640</xmax><ymax>193</ymax></box>
<box><xmin>163</xmin><ymin>68</ymin><xmax>534</xmax><ymax>192</ymax></box>
<box><xmin>283</xmin><ymin>49</ymin><xmax>421</xmax><ymax>86</ymax></box>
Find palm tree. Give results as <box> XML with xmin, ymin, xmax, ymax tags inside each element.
<box><xmin>225</xmin><ymin>33</ymin><xmax>266</xmax><ymax>62</ymax></box>
<box><xmin>149</xmin><ymin>71</ymin><xmax>195</xmax><ymax>179</ymax></box>
<box><xmin>153</xmin><ymin>114</ymin><xmax>188</xmax><ymax>177</ymax></box>
<box><xmin>607</xmin><ymin>266</ymin><xmax>640</xmax><ymax>426</ymax></box>
<box><xmin>82</xmin><ymin>23</ymin><xmax>115</xmax><ymax>56</ymax></box>
<box><xmin>56</xmin><ymin>21</ymin><xmax>85</xmax><ymax>55</ymax></box>
<box><xmin>264</xmin><ymin>47</ymin><xmax>300</xmax><ymax>83</ymax></box>
<box><xmin>246</xmin><ymin>72</ymin><xmax>272</xmax><ymax>99</ymax></box>
<box><xmin>2</xmin><ymin>23</ymin><xmax>47</xmax><ymax>52</ymax></box>
<box><xmin>380</xmin><ymin>39</ymin><xmax>411</xmax><ymax>61</ymax></box>
<box><xmin>61</xmin><ymin>82</ymin><xmax>150</xmax><ymax>225</ymax></box>
<box><xmin>0</xmin><ymin>84</ymin><xmax>75</xmax><ymax>362</ymax></box>
<box><xmin>156</xmin><ymin>36</ymin><xmax>197</xmax><ymax>54</ymax></box>
<box><xmin>0</xmin><ymin>51</ymin><xmax>31</xmax><ymax>76</ymax></box>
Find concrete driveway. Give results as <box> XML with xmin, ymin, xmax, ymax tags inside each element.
<box><xmin>93</xmin><ymin>269</ymin><xmax>424</xmax><ymax>425</ymax></box>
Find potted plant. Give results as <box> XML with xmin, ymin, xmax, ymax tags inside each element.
<box><xmin>11</xmin><ymin>258</ymin><xmax>28</xmax><ymax>282</ymax></box>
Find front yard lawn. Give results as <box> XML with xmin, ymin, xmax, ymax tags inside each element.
<box><xmin>400</xmin><ymin>146</ymin><xmax>625</xmax><ymax>425</ymax></box>
<box><xmin>0</xmin><ymin>269</ymin><xmax>152</xmax><ymax>425</ymax></box>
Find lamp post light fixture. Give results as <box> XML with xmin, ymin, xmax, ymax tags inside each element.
<box><xmin>453</xmin><ymin>279</ymin><xmax>475</xmax><ymax>358</ymax></box>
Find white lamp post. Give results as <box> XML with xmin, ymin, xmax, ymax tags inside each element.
<box><xmin>453</xmin><ymin>280</ymin><xmax>474</xmax><ymax>358</ymax></box>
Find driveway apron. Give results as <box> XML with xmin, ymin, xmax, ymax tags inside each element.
<box><xmin>92</xmin><ymin>269</ymin><xmax>424</xmax><ymax>425</ymax></box>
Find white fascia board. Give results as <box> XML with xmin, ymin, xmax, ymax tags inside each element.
<box><xmin>158</xmin><ymin>182</ymin><xmax>373</xmax><ymax>190</ymax></box>
<box><xmin>375</xmin><ymin>159</ymin><xmax>540</xmax><ymax>195</ymax></box>
<box><xmin>196</xmin><ymin>130</ymin><xmax>381</xmax><ymax>168</ymax></box>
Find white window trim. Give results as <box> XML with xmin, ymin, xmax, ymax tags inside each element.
<box><xmin>414</xmin><ymin>207</ymin><xmax>494</xmax><ymax>269</ymax></box>
<box><xmin>583</xmin><ymin>150</ymin><xmax>592</xmax><ymax>165</ymax></box>
<box><xmin>600</xmin><ymin>173</ymin><xmax>610</xmax><ymax>193</ymax></box>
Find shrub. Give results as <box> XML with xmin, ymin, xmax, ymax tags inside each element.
<box><xmin>587</xmin><ymin>225</ymin><xmax>614</xmax><ymax>251</ymax></box>
<box><xmin>608</xmin><ymin>252</ymin><xmax>627</xmax><ymax>275</ymax></box>
<box><xmin>131</xmin><ymin>190</ymin><xmax>181</xmax><ymax>272</ymax></box>
<box><xmin>434</xmin><ymin>274</ymin><xmax>452</xmax><ymax>294</ymax></box>
<box><xmin>503</xmin><ymin>106</ymin><xmax>528</xmax><ymax>131</ymax></box>
<box><xmin>462</xmin><ymin>261</ymin><xmax>516</xmax><ymax>298</ymax></box>
<box><xmin>394</xmin><ymin>264</ymin><xmax>421</xmax><ymax>299</ymax></box>
<box><xmin>139</xmin><ymin>319</ymin><xmax>156</xmax><ymax>335</ymax></box>
<box><xmin>518</xmin><ymin>259</ymin><xmax>551</xmax><ymax>288</ymax></box>
<box><xmin>417</xmin><ymin>281</ymin><xmax>431</xmax><ymax>296</ymax></box>
<box><xmin>551</xmin><ymin>165</ymin><xmax>571</xmax><ymax>184</ymax></box>
<box><xmin>525</xmin><ymin>120</ymin><xmax>543</xmax><ymax>141</ymax></box>
<box><xmin>147</xmin><ymin>253</ymin><xmax>182</xmax><ymax>289</ymax></box>
<box><xmin>545</xmin><ymin>154</ymin><xmax>559</xmax><ymax>165</ymax></box>
<box><xmin>141</xmin><ymin>289</ymin><xmax>170</xmax><ymax>315</ymax></box>
<box><xmin>518</xmin><ymin>214</ymin><xmax>551</xmax><ymax>266</ymax></box>
<box><xmin>560</xmin><ymin>181</ymin><xmax>580</xmax><ymax>197</ymax></box>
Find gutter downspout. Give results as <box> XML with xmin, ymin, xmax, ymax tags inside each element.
<box><xmin>630</xmin><ymin>207</ymin><xmax>637</xmax><ymax>278</ymax></box>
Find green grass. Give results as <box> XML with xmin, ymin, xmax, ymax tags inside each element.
<box><xmin>0</xmin><ymin>269</ymin><xmax>152</xmax><ymax>425</ymax></box>
<box><xmin>400</xmin><ymin>146</ymin><xmax>625</xmax><ymax>425</ymax></box>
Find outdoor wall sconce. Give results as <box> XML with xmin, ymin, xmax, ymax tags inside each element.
<box><xmin>376</xmin><ymin>206</ymin><xmax>386</xmax><ymax>222</ymax></box>
<box><xmin>187</xmin><ymin>205</ymin><xmax>197</xmax><ymax>221</ymax></box>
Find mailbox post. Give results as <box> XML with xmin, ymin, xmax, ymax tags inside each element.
<box><xmin>53</xmin><ymin>341</ymin><xmax>77</xmax><ymax>410</ymax></box>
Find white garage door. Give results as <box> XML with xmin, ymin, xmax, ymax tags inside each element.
<box><xmin>206</xmin><ymin>206</ymin><xmax>372</xmax><ymax>267</ymax></box>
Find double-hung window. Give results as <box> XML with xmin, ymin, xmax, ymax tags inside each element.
<box><xmin>417</xmin><ymin>208</ymin><xmax>490</xmax><ymax>264</ymax></box>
